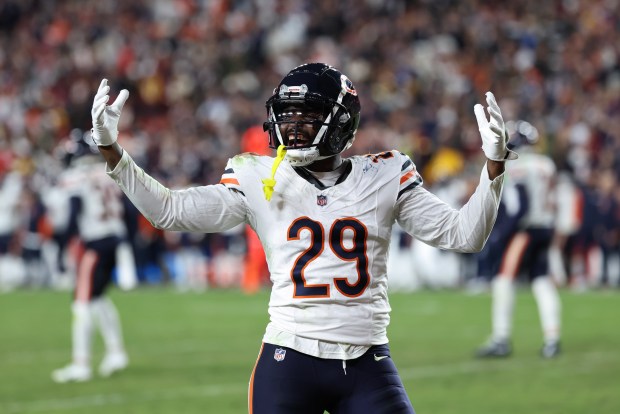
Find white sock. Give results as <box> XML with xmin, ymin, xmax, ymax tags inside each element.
<box><xmin>532</xmin><ymin>276</ymin><xmax>561</xmax><ymax>343</ymax></box>
<box><xmin>71</xmin><ymin>301</ymin><xmax>94</xmax><ymax>367</ymax></box>
<box><xmin>548</xmin><ymin>245</ymin><xmax>567</xmax><ymax>286</ymax></box>
<box><xmin>91</xmin><ymin>297</ymin><xmax>126</xmax><ymax>356</ymax></box>
<box><xmin>491</xmin><ymin>277</ymin><xmax>515</xmax><ymax>342</ymax></box>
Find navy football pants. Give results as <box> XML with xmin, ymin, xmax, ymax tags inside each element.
<box><xmin>74</xmin><ymin>236</ymin><xmax>120</xmax><ymax>302</ymax></box>
<box><xmin>249</xmin><ymin>343</ymin><xmax>415</xmax><ymax>414</ymax></box>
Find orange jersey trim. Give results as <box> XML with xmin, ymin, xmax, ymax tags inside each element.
<box><xmin>248</xmin><ymin>343</ymin><xmax>265</xmax><ymax>414</ymax></box>
<box><xmin>220</xmin><ymin>178</ymin><xmax>240</xmax><ymax>185</ymax></box>
<box><xmin>400</xmin><ymin>171</ymin><xmax>415</xmax><ymax>184</ymax></box>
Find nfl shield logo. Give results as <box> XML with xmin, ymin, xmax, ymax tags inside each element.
<box><xmin>274</xmin><ymin>348</ymin><xmax>286</xmax><ymax>362</ymax></box>
<box><xmin>317</xmin><ymin>195</ymin><xmax>327</xmax><ymax>206</ymax></box>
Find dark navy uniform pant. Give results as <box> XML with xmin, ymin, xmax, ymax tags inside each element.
<box><xmin>249</xmin><ymin>343</ymin><xmax>415</xmax><ymax>414</ymax></box>
<box><xmin>500</xmin><ymin>228</ymin><xmax>554</xmax><ymax>280</ymax></box>
<box><xmin>74</xmin><ymin>236</ymin><xmax>120</xmax><ymax>302</ymax></box>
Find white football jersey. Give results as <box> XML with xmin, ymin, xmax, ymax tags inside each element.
<box><xmin>65</xmin><ymin>160</ymin><xmax>126</xmax><ymax>242</ymax></box>
<box><xmin>505</xmin><ymin>151</ymin><xmax>556</xmax><ymax>229</ymax></box>
<box><xmin>109</xmin><ymin>149</ymin><xmax>504</xmax><ymax>359</ymax></box>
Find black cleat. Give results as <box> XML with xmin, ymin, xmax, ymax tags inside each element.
<box><xmin>541</xmin><ymin>341</ymin><xmax>561</xmax><ymax>359</ymax></box>
<box><xmin>475</xmin><ymin>339</ymin><xmax>512</xmax><ymax>358</ymax></box>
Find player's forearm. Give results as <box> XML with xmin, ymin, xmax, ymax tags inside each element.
<box><xmin>105</xmin><ymin>151</ymin><xmax>182</xmax><ymax>231</ymax></box>
<box><xmin>106</xmin><ymin>152</ymin><xmax>247</xmax><ymax>233</ymax></box>
<box><xmin>458</xmin><ymin>164</ymin><xmax>505</xmax><ymax>251</ymax></box>
<box><xmin>98</xmin><ymin>142</ymin><xmax>124</xmax><ymax>170</ymax></box>
<box><xmin>397</xmin><ymin>164</ymin><xmax>504</xmax><ymax>253</ymax></box>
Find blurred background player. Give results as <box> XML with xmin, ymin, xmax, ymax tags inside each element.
<box><xmin>476</xmin><ymin>121</ymin><xmax>562</xmax><ymax>359</ymax></box>
<box><xmin>40</xmin><ymin>158</ymin><xmax>75</xmax><ymax>291</ymax></box>
<box><xmin>18</xmin><ymin>183</ymin><xmax>52</xmax><ymax>287</ymax></box>
<box><xmin>51</xmin><ymin>131</ymin><xmax>136</xmax><ymax>383</ymax></box>
<box><xmin>564</xmin><ymin>167</ymin><xmax>620</xmax><ymax>291</ymax></box>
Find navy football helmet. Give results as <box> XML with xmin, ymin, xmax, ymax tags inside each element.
<box><xmin>264</xmin><ymin>63</ymin><xmax>361</xmax><ymax>166</ymax></box>
<box><xmin>506</xmin><ymin>120</ymin><xmax>539</xmax><ymax>150</ymax></box>
<box><xmin>61</xmin><ymin>129</ymin><xmax>100</xmax><ymax>167</ymax></box>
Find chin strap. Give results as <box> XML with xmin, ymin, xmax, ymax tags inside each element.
<box><xmin>261</xmin><ymin>145</ymin><xmax>287</xmax><ymax>201</ymax></box>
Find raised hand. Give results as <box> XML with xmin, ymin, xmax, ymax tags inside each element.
<box><xmin>91</xmin><ymin>79</ymin><xmax>129</xmax><ymax>146</ymax></box>
<box><xmin>474</xmin><ymin>92</ymin><xmax>518</xmax><ymax>161</ymax></box>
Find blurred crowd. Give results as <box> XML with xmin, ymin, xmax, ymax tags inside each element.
<box><xmin>0</xmin><ymin>0</ymin><xmax>619</xmax><ymax>291</ymax></box>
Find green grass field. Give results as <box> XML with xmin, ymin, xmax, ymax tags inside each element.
<box><xmin>1</xmin><ymin>288</ymin><xmax>619</xmax><ymax>413</ymax></box>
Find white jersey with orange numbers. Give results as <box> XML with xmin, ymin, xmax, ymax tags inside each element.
<box><xmin>505</xmin><ymin>151</ymin><xmax>556</xmax><ymax>229</ymax></box>
<box><xmin>64</xmin><ymin>160</ymin><xmax>126</xmax><ymax>242</ymax></box>
<box><xmin>108</xmin><ymin>149</ymin><xmax>504</xmax><ymax>359</ymax></box>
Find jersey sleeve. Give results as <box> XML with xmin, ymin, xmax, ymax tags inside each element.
<box><xmin>107</xmin><ymin>151</ymin><xmax>247</xmax><ymax>233</ymax></box>
<box><xmin>396</xmin><ymin>164</ymin><xmax>504</xmax><ymax>253</ymax></box>
<box><xmin>219</xmin><ymin>164</ymin><xmax>243</xmax><ymax>195</ymax></box>
<box><xmin>397</xmin><ymin>153</ymin><xmax>423</xmax><ymax>199</ymax></box>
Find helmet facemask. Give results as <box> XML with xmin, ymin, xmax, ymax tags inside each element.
<box><xmin>264</xmin><ymin>63</ymin><xmax>361</xmax><ymax>167</ymax></box>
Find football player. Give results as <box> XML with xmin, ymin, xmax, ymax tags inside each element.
<box><xmin>475</xmin><ymin>123</ymin><xmax>562</xmax><ymax>359</ymax></box>
<box><xmin>51</xmin><ymin>133</ymin><xmax>134</xmax><ymax>383</ymax></box>
<box><xmin>91</xmin><ymin>63</ymin><xmax>515</xmax><ymax>413</ymax></box>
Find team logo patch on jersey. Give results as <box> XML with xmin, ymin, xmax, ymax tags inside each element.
<box><xmin>274</xmin><ymin>348</ymin><xmax>286</xmax><ymax>362</ymax></box>
<box><xmin>317</xmin><ymin>194</ymin><xmax>328</xmax><ymax>206</ymax></box>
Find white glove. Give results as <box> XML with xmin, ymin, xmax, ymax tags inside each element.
<box><xmin>474</xmin><ymin>91</ymin><xmax>518</xmax><ymax>161</ymax></box>
<box><xmin>91</xmin><ymin>79</ymin><xmax>129</xmax><ymax>146</ymax></box>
